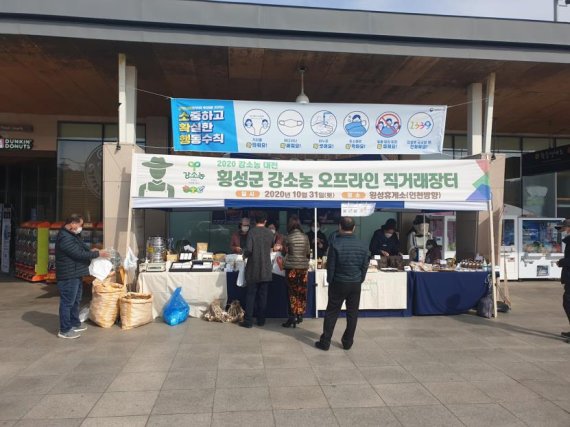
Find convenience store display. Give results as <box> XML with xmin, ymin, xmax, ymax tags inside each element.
<box><xmin>15</xmin><ymin>221</ymin><xmax>49</xmax><ymax>282</ymax></box>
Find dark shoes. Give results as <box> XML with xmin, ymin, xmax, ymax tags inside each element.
<box><xmin>342</xmin><ymin>340</ymin><xmax>353</xmax><ymax>350</ymax></box>
<box><xmin>561</xmin><ymin>331</ymin><xmax>570</xmax><ymax>338</ymax></box>
<box><xmin>239</xmin><ymin>322</ymin><xmax>252</xmax><ymax>329</ymax></box>
<box><xmin>257</xmin><ymin>320</ymin><xmax>266</xmax><ymax>327</ymax></box>
<box><xmin>296</xmin><ymin>315</ymin><xmax>303</xmax><ymax>324</ymax></box>
<box><xmin>314</xmin><ymin>340</ymin><xmax>330</xmax><ymax>351</ymax></box>
<box><xmin>282</xmin><ymin>318</ymin><xmax>297</xmax><ymax>328</ymax></box>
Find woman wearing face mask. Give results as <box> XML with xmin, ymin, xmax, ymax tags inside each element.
<box><xmin>266</xmin><ymin>221</ymin><xmax>284</xmax><ymax>252</ymax></box>
<box><xmin>230</xmin><ymin>218</ymin><xmax>250</xmax><ymax>254</ymax></box>
<box><xmin>424</xmin><ymin>239</ymin><xmax>442</xmax><ymax>264</ymax></box>
<box><xmin>282</xmin><ymin>215</ymin><xmax>311</xmax><ymax>328</ymax></box>
<box><xmin>306</xmin><ymin>220</ymin><xmax>328</xmax><ymax>258</ymax></box>
<box><xmin>369</xmin><ymin>219</ymin><xmax>400</xmax><ymax>257</ymax></box>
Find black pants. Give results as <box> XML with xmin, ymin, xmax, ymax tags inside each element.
<box><xmin>244</xmin><ymin>281</ymin><xmax>269</xmax><ymax>325</ymax></box>
<box><xmin>564</xmin><ymin>284</ymin><xmax>570</xmax><ymax>324</ymax></box>
<box><xmin>320</xmin><ymin>282</ymin><xmax>362</xmax><ymax>347</ymax></box>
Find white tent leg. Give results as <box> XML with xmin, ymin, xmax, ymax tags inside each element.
<box><xmin>488</xmin><ymin>199</ymin><xmax>498</xmax><ymax>318</ymax></box>
<box><xmin>314</xmin><ymin>207</ymin><xmax>318</xmax><ymax>319</ymax></box>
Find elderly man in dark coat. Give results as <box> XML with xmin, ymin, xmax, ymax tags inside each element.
<box><xmin>240</xmin><ymin>211</ymin><xmax>274</xmax><ymax>328</ymax></box>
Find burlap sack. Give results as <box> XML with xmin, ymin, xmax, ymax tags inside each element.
<box><xmin>90</xmin><ymin>280</ymin><xmax>127</xmax><ymax>328</ymax></box>
<box><xmin>119</xmin><ymin>292</ymin><xmax>154</xmax><ymax>330</ymax></box>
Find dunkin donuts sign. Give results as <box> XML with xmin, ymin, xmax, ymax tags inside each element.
<box><xmin>0</xmin><ymin>137</ymin><xmax>33</xmax><ymax>150</ymax></box>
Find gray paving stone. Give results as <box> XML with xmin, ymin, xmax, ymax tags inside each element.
<box><xmin>162</xmin><ymin>370</ymin><xmax>217</xmax><ymax>390</ymax></box>
<box><xmin>0</xmin><ymin>394</ymin><xmax>44</xmax><ymax>420</ymax></box>
<box><xmin>313</xmin><ymin>366</ymin><xmax>367</xmax><ymax>385</ymax></box>
<box><xmin>170</xmin><ymin>353</ymin><xmax>219</xmax><ymax>371</ymax></box>
<box><xmin>520</xmin><ymin>379</ymin><xmax>570</xmax><ymax>401</ymax></box>
<box><xmin>212</xmin><ymin>410</ymin><xmax>275</xmax><ymax>427</ymax></box>
<box><xmin>0</xmin><ymin>375</ymin><xmax>60</xmax><ymax>395</ymax></box>
<box><xmin>273</xmin><ymin>408</ymin><xmax>338</xmax><ymax>427</ymax></box>
<box><xmin>213</xmin><ymin>386</ymin><xmax>271</xmax><ymax>412</ymax></box>
<box><xmin>107</xmin><ymin>372</ymin><xmax>167</xmax><ymax>392</ymax></box>
<box><xmin>14</xmin><ymin>419</ymin><xmax>83</xmax><ymax>427</ymax></box>
<box><xmin>333</xmin><ymin>407</ymin><xmax>401</xmax><ymax>427</ymax></box>
<box><xmin>423</xmin><ymin>381</ymin><xmax>493</xmax><ymax>404</ymax></box>
<box><xmin>266</xmin><ymin>368</ymin><xmax>319</xmax><ymax>387</ymax></box>
<box><xmin>89</xmin><ymin>391</ymin><xmax>158</xmax><ymax>417</ymax></box>
<box><xmin>218</xmin><ymin>353</ymin><xmax>264</xmax><ymax>370</ymax></box>
<box><xmin>80</xmin><ymin>416</ymin><xmax>148</xmax><ymax>426</ymax></box>
<box><xmin>359</xmin><ymin>365</ymin><xmax>416</xmax><ymax>384</ymax></box>
<box><xmin>471</xmin><ymin>379</ymin><xmax>542</xmax><ymax>402</ymax></box>
<box><xmin>270</xmin><ymin>386</ymin><xmax>329</xmax><ymax>410</ymax></box>
<box><xmin>24</xmin><ymin>393</ymin><xmax>101</xmax><ymax>419</ymax></box>
<box><xmin>373</xmin><ymin>383</ymin><xmax>439</xmax><ymax>406</ymax></box>
<box><xmin>404</xmin><ymin>362</ymin><xmax>464</xmax><ymax>383</ymax></box>
<box><xmin>447</xmin><ymin>403</ymin><xmax>526</xmax><ymax>427</ymax></box>
<box><xmin>391</xmin><ymin>404</ymin><xmax>464</xmax><ymax>427</ymax></box>
<box><xmin>146</xmin><ymin>413</ymin><xmax>212</xmax><ymax>427</ymax></box>
<box><xmin>501</xmin><ymin>400</ymin><xmax>570</xmax><ymax>427</ymax></box>
<box><xmin>152</xmin><ymin>389</ymin><xmax>214</xmax><ymax>415</ymax></box>
<box><xmin>49</xmin><ymin>372</ymin><xmax>116</xmax><ymax>394</ymax></box>
<box><xmin>322</xmin><ymin>384</ymin><xmax>385</xmax><ymax>408</ymax></box>
<box><xmin>263</xmin><ymin>354</ymin><xmax>310</xmax><ymax>369</ymax></box>
<box><xmin>216</xmin><ymin>369</ymin><xmax>268</xmax><ymax>388</ymax></box>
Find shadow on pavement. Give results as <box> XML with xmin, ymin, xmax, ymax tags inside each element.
<box><xmin>22</xmin><ymin>310</ymin><xmax>59</xmax><ymax>334</ymax></box>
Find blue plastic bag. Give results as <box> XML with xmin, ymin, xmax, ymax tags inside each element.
<box><xmin>163</xmin><ymin>287</ymin><xmax>190</xmax><ymax>326</ymax></box>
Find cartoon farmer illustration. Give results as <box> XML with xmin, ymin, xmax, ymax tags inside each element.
<box><xmin>138</xmin><ymin>156</ymin><xmax>175</xmax><ymax>198</ymax></box>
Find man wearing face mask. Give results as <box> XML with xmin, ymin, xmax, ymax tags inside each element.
<box><xmin>267</xmin><ymin>221</ymin><xmax>284</xmax><ymax>252</ymax></box>
<box><xmin>230</xmin><ymin>217</ymin><xmax>250</xmax><ymax>254</ymax></box>
<box><xmin>55</xmin><ymin>214</ymin><xmax>108</xmax><ymax>339</ymax></box>
<box><xmin>307</xmin><ymin>220</ymin><xmax>328</xmax><ymax>258</ymax></box>
<box><xmin>369</xmin><ymin>219</ymin><xmax>400</xmax><ymax>257</ymax></box>
<box><xmin>555</xmin><ymin>218</ymin><xmax>570</xmax><ymax>340</ymax></box>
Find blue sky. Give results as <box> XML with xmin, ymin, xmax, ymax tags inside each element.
<box><xmin>212</xmin><ymin>0</ymin><xmax>570</xmax><ymax>22</ymax></box>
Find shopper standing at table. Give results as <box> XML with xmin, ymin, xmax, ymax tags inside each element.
<box><xmin>555</xmin><ymin>218</ymin><xmax>570</xmax><ymax>339</ymax></box>
<box><xmin>240</xmin><ymin>211</ymin><xmax>274</xmax><ymax>328</ymax></box>
<box><xmin>282</xmin><ymin>215</ymin><xmax>311</xmax><ymax>328</ymax></box>
<box><xmin>230</xmin><ymin>217</ymin><xmax>250</xmax><ymax>254</ymax></box>
<box><xmin>307</xmin><ymin>220</ymin><xmax>328</xmax><ymax>258</ymax></box>
<box><xmin>316</xmin><ymin>216</ymin><xmax>369</xmax><ymax>351</ymax></box>
<box><xmin>55</xmin><ymin>214</ymin><xmax>107</xmax><ymax>339</ymax></box>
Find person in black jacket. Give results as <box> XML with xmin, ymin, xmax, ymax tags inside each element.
<box><xmin>369</xmin><ymin>219</ymin><xmax>400</xmax><ymax>257</ymax></box>
<box><xmin>306</xmin><ymin>220</ymin><xmax>328</xmax><ymax>258</ymax></box>
<box><xmin>55</xmin><ymin>214</ymin><xmax>107</xmax><ymax>339</ymax></box>
<box><xmin>555</xmin><ymin>219</ymin><xmax>570</xmax><ymax>339</ymax></box>
<box><xmin>316</xmin><ymin>217</ymin><xmax>370</xmax><ymax>351</ymax></box>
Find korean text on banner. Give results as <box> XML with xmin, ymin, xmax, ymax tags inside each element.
<box><xmin>131</xmin><ymin>154</ymin><xmax>491</xmax><ymax>204</ymax></box>
<box><xmin>171</xmin><ymin>98</ymin><xmax>447</xmax><ymax>155</ymax></box>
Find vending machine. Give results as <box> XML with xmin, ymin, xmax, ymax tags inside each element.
<box><xmin>499</xmin><ymin>215</ymin><xmax>519</xmax><ymax>281</ymax></box>
<box><xmin>518</xmin><ymin>217</ymin><xmax>564</xmax><ymax>279</ymax></box>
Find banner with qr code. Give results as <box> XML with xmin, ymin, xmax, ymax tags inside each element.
<box><xmin>171</xmin><ymin>98</ymin><xmax>447</xmax><ymax>155</ymax></box>
<box><xmin>131</xmin><ymin>154</ymin><xmax>491</xmax><ymax>206</ymax></box>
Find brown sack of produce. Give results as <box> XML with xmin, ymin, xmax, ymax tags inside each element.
<box><xmin>90</xmin><ymin>280</ymin><xmax>127</xmax><ymax>328</ymax></box>
<box><xmin>120</xmin><ymin>292</ymin><xmax>154</xmax><ymax>330</ymax></box>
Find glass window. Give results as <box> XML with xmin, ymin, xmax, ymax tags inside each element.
<box><xmin>494</xmin><ymin>136</ymin><xmax>520</xmax><ymax>153</ymax></box>
<box><xmin>556</xmin><ymin>138</ymin><xmax>570</xmax><ymax>147</ymax></box>
<box><xmin>103</xmin><ymin>124</ymin><xmax>146</xmax><ymax>143</ymax></box>
<box><xmin>557</xmin><ymin>170</ymin><xmax>570</xmax><ymax>218</ymax></box>
<box><xmin>522</xmin><ymin>173</ymin><xmax>556</xmax><ymax>217</ymax></box>
<box><xmin>59</xmin><ymin>123</ymin><xmax>103</xmax><ymax>140</ymax></box>
<box><xmin>57</xmin><ymin>140</ymin><xmax>103</xmax><ymax>222</ymax></box>
<box><xmin>454</xmin><ymin>135</ymin><xmax>467</xmax><ymax>149</ymax></box>
<box><xmin>443</xmin><ymin>135</ymin><xmax>453</xmax><ymax>149</ymax></box>
<box><xmin>522</xmin><ymin>137</ymin><xmax>552</xmax><ymax>152</ymax></box>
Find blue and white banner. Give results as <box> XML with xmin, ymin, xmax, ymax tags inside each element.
<box><xmin>171</xmin><ymin>98</ymin><xmax>447</xmax><ymax>155</ymax></box>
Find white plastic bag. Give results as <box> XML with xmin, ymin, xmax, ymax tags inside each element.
<box><xmin>79</xmin><ymin>305</ymin><xmax>90</xmax><ymax>322</ymax></box>
<box><xmin>271</xmin><ymin>252</ymin><xmax>285</xmax><ymax>277</ymax></box>
<box><xmin>89</xmin><ymin>258</ymin><xmax>113</xmax><ymax>281</ymax></box>
<box><xmin>236</xmin><ymin>261</ymin><xmax>246</xmax><ymax>287</ymax></box>
<box><xmin>123</xmin><ymin>247</ymin><xmax>138</xmax><ymax>272</ymax></box>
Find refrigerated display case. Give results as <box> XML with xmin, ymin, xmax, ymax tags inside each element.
<box><xmin>15</xmin><ymin>221</ymin><xmax>49</xmax><ymax>282</ymax></box>
<box><xmin>500</xmin><ymin>215</ymin><xmax>519</xmax><ymax>280</ymax></box>
<box><xmin>518</xmin><ymin>217</ymin><xmax>564</xmax><ymax>279</ymax></box>
<box><xmin>429</xmin><ymin>215</ymin><xmax>456</xmax><ymax>259</ymax></box>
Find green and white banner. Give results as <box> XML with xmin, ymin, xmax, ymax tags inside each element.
<box><xmin>131</xmin><ymin>154</ymin><xmax>490</xmax><ymax>206</ymax></box>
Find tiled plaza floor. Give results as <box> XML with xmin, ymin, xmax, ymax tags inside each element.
<box><xmin>0</xmin><ymin>276</ymin><xmax>569</xmax><ymax>426</ymax></box>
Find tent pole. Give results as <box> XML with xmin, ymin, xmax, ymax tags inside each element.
<box><xmin>488</xmin><ymin>198</ymin><xmax>498</xmax><ymax>318</ymax></box>
<box><xmin>314</xmin><ymin>207</ymin><xmax>319</xmax><ymax>319</ymax></box>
